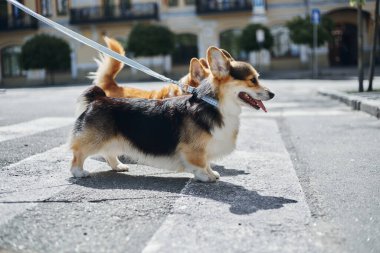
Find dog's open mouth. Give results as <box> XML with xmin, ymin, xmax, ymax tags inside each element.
<box><xmin>238</xmin><ymin>92</ymin><xmax>267</xmax><ymax>112</ymax></box>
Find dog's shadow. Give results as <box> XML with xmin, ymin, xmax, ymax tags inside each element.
<box><xmin>70</xmin><ymin>170</ymin><xmax>297</xmax><ymax>215</ymax></box>
<box><xmin>93</xmin><ymin>157</ymin><xmax>249</xmax><ymax>178</ymax></box>
<box><xmin>211</xmin><ymin>164</ymin><xmax>249</xmax><ymax>177</ymax></box>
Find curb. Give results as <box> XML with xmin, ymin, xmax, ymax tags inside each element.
<box><xmin>318</xmin><ymin>89</ymin><xmax>380</xmax><ymax>119</ymax></box>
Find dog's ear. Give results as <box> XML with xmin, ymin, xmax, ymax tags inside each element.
<box><xmin>207</xmin><ymin>47</ymin><xmax>230</xmax><ymax>79</ymax></box>
<box><xmin>190</xmin><ymin>58</ymin><xmax>207</xmax><ymax>85</ymax></box>
<box><xmin>220</xmin><ymin>49</ymin><xmax>235</xmax><ymax>61</ymax></box>
<box><xmin>199</xmin><ymin>58</ymin><xmax>209</xmax><ymax>69</ymax></box>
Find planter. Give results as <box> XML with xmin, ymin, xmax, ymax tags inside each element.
<box><xmin>26</xmin><ymin>69</ymin><xmax>46</xmax><ymax>80</ymax></box>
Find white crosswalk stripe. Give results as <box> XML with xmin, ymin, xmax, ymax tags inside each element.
<box><xmin>0</xmin><ymin>117</ymin><xmax>74</xmax><ymax>142</ymax></box>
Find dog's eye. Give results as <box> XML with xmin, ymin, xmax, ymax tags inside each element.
<box><xmin>251</xmin><ymin>77</ymin><xmax>258</xmax><ymax>84</ymax></box>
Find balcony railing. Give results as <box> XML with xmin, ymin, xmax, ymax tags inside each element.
<box><xmin>196</xmin><ymin>0</ymin><xmax>252</xmax><ymax>15</ymax></box>
<box><xmin>70</xmin><ymin>3</ymin><xmax>159</xmax><ymax>25</ymax></box>
<box><xmin>0</xmin><ymin>15</ymin><xmax>38</xmax><ymax>32</ymax></box>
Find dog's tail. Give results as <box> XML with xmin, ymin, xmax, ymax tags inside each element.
<box><xmin>75</xmin><ymin>86</ymin><xmax>106</xmax><ymax>117</ymax></box>
<box><xmin>88</xmin><ymin>36</ymin><xmax>125</xmax><ymax>94</ymax></box>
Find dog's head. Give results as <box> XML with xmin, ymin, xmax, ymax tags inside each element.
<box><xmin>205</xmin><ymin>47</ymin><xmax>274</xmax><ymax>112</ymax></box>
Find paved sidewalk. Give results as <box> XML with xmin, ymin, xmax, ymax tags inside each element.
<box><xmin>318</xmin><ymin>89</ymin><xmax>380</xmax><ymax>119</ymax></box>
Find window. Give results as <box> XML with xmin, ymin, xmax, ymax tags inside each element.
<box><xmin>185</xmin><ymin>0</ymin><xmax>195</xmax><ymax>5</ymax></box>
<box><xmin>1</xmin><ymin>46</ymin><xmax>23</xmax><ymax>78</ymax></box>
<box><xmin>168</xmin><ymin>0</ymin><xmax>178</xmax><ymax>7</ymax></box>
<box><xmin>39</xmin><ymin>0</ymin><xmax>52</xmax><ymax>16</ymax></box>
<box><xmin>12</xmin><ymin>0</ymin><xmax>24</xmax><ymax>20</ymax></box>
<box><xmin>120</xmin><ymin>0</ymin><xmax>131</xmax><ymax>10</ymax></box>
<box><xmin>56</xmin><ymin>0</ymin><xmax>68</xmax><ymax>16</ymax></box>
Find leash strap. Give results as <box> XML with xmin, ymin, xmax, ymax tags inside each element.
<box><xmin>6</xmin><ymin>0</ymin><xmax>218</xmax><ymax>107</ymax></box>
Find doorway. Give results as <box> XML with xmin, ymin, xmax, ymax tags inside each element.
<box><xmin>1</xmin><ymin>46</ymin><xmax>23</xmax><ymax>78</ymax></box>
<box><xmin>329</xmin><ymin>24</ymin><xmax>357</xmax><ymax>66</ymax></box>
<box><xmin>172</xmin><ymin>33</ymin><xmax>198</xmax><ymax>65</ymax></box>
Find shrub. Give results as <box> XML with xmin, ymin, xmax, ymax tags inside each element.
<box><xmin>286</xmin><ymin>15</ymin><xmax>334</xmax><ymax>47</ymax></box>
<box><xmin>240</xmin><ymin>24</ymin><xmax>274</xmax><ymax>52</ymax></box>
<box><xmin>21</xmin><ymin>34</ymin><xmax>71</xmax><ymax>83</ymax></box>
<box><xmin>128</xmin><ymin>24</ymin><xmax>175</xmax><ymax>57</ymax></box>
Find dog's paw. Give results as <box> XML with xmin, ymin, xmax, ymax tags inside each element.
<box><xmin>71</xmin><ymin>167</ymin><xmax>90</xmax><ymax>178</ymax></box>
<box><xmin>113</xmin><ymin>163</ymin><xmax>129</xmax><ymax>172</ymax></box>
<box><xmin>211</xmin><ymin>170</ymin><xmax>220</xmax><ymax>179</ymax></box>
<box><xmin>194</xmin><ymin>170</ymin><xmax>217</xmax><ymax>183</ymax></box>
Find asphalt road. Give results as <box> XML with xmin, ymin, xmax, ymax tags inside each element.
<box><xmin>0</xmin><ymin>80</ymin><xmax>379</xmax><ymax>253</ymax></box>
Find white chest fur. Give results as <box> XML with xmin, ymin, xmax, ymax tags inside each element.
<box><xmin>207</xmin><ymin>99</ymin><xmax>241</xmax><ymax>160</ymax></box>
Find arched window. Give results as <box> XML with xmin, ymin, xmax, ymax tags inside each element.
<box><xmin>1</xmin><ymin>46</ymin><xmax>23</xmax><ymax>78</ymax></box>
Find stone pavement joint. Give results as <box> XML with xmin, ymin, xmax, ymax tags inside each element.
<box><xmin>318</xmin><ymin>89</ymin><xmax>380</xmax><ymax>119</ymax></box>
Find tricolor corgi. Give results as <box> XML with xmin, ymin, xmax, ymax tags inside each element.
<box><xmin>70</xmin><ymin>47</ymin><xmax>274</xmax><ymax>182</ymax></box>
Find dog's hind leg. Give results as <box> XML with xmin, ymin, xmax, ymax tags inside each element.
<box><xmin>70</xmin><ymin>150</ymin><xmax>90</xmax><ymax>178</ymax></box>
<box><xmin>70</xmin><ymin>136</ymin><xmax>98</xmax><ymax>178</ymax></box>
<box><xmin>105</xmin><ymin>156</ymin><xmax>129</xmax><ymax>172</ymax></box>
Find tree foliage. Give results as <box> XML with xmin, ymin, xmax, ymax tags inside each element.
<box><xmin>21</xmin><ymin>34</ymin><xmax>71</xmax><ymax>72</ymax></box>
<box><xmin>286</xmin><ymin>15</ymin><xmax>334</xmax><ymax>47</ymax></box>
<box><xmin>349</xmin><ymin>0</ymin><xmax>366</xmax><ymax>6</ymax></box>
<box><xmin>128</xmin><ymin>24</ymin><xmax>175</xmax><ymax>56</ymax></box>
<box><xmin>240</xmin><ymin>24</ymin><xmax>274</xmax><ymax>52</ymax></box>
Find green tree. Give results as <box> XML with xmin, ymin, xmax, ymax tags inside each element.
<box><xmin>240</xmin><ymin>24</ymin><xmax>274</xmax><ymax>52</ymax></box>
<box><xmin>286</xmin><ymin>15</ymin><xmax>334</xmax><ymax>47</ymax></box>
<box><xmin>128</xmin><ymin>24</ymin><xmax>175</xmax><ymax>57</ymax></box>
<box><xmin>21</xmin><ymin>34</ymin><xmax>71</xmax><ymax>84</ymax></box>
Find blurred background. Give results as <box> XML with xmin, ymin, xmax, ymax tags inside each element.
<box><xmin>0</xmin><ymin>0</ymin><xmax>378</xmax><ymax>86</ymax></box>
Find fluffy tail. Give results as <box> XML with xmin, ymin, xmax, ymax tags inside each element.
<box><xmin>75</xmin><ymin>86</ymin><xmax>106</xmax><ymax>117</ymax></box>
<box><xmin>88</xmin><ymin>36</ymin><xmax>125</xmax><ymax>93</ymax></box>
<box><xmin>88</xmin><ymin>36</ymin><xmax>183</xmax><ymax>99</ymax></box>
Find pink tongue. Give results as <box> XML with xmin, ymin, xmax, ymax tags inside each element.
<box><xmin>256</xmin><ymin>100</ymin><xmax>267</xmax><ymax>113</ymax></box>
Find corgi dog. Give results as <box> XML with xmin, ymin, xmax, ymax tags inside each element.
<box><xmin>90</xmin><ymin>36</ymin><xmax>207</xmax><ymax>99</ymax></box>
<box><xmin>70</xmin><ymin>47</ymin><xmax>274</xmax><ymax>182</ymax></box>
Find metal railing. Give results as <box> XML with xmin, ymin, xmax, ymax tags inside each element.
<box><xmin>196</xmin><ymin>0</ymin><xmax>252</xmax><ymax>14</ymax></box>
<box><xmin>0</xmin><ymin>15</ymin><xmax>38</xmax><ymax>32</ymax></box>
<box><xmin>70</xmin><ymin>3</ymin><xmax>159</xmax><ymax>25</ymax></box>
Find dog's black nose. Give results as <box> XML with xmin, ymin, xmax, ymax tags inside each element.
<box><xmin>268</xmin><ymin>91</ymin><xmax>275</xmax><ymax>99</ymax></box>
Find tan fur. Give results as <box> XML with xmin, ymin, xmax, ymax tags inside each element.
<box><xmin>92</xmin><ymin>37</ymin><xmax>183</xmax><ymax>99</ymax></box>
<box><xmin>177</xmin><ymin>120</ymin><xmax>216</xmax><ymax>180</ymax></box>
<box><xmin>199</xmin><ymin>58</ymin><xmax>209</xmax><ymax>69</ymax></box>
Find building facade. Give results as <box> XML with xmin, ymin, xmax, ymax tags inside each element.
<box><xmin>0</xmin><ymin>0</ymin><xmax>378</xmax><ymax>85</ymax></box>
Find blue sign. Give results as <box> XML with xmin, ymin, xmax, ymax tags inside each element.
<box><xmin>311</xmin><ymin>9</ymin><xmax>320</xmax><ymax>25</ymax></box>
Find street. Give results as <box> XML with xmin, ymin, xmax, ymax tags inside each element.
<box><xmin>0</xmin><ymin>80</ymin><xmax>379</xmax><ymax>253</ymax></box>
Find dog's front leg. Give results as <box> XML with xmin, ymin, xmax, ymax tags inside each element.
<box><xmin>207</xmin><ymin>164</ymin><xmax>220</xmax><ymax>179</ymax></box>
<box><xmin>105</xmin><ymin>156</ymin><xmax>129</xmax><ymax>172</ymax></box>
<box><xmin>180</xmin><ymin>151</ymin><xmax>217</xmax><ymax>183</ymax></box>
